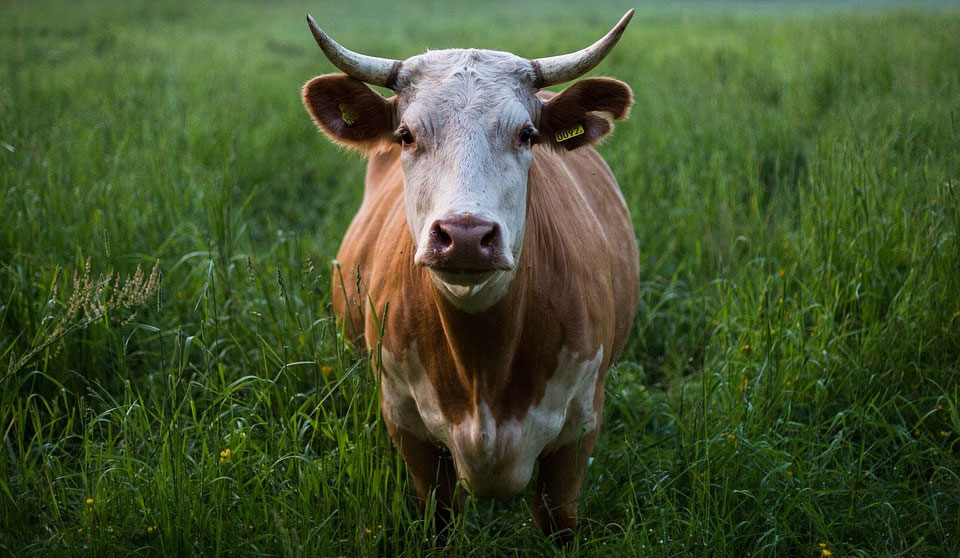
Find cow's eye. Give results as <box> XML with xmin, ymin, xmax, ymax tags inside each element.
<box><xmin>400</xmin><ymin>129</ymin><xmax>415</xmax><ymax>145</ymax></box>
<box><xmin>519</xmin><ymin>127</ymin><xmax>533</xmax><ymax>143</ymax></box>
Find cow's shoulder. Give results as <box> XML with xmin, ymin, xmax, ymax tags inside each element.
<box><xmin>525</xmin><ymin>145</ymin><xmax>639</xmax><ymax>361</ymax></box>
<box><xmin>332</xmin><ymin>145</ymin><xmax>406</xmax><ymax>344</ymax></box>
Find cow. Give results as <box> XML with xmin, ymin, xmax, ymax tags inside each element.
<box><xmin>301</xmin><ymin>10</ymin><xmax>640</xmax><ymax>542</ymax></box>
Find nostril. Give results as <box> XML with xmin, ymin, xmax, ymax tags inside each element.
<box><xmin>480</xmin><ymin>225</ymin><xmax>500</xmax><ymax>248</ymax></box>
<box><xmin>430</xmin><ymin>222</ymin><xmax>452</xmax><ymax>249</ymax></box>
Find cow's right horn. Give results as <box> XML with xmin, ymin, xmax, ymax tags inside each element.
<box><xmin>306</xmin><ymin>15</ymin><xmax>403</xmax><ymax>90</ymax></box>
<box><xmin>530</xmin><ymin>9</ymin><xmax>634</xmax><ymax>88</ymax></box>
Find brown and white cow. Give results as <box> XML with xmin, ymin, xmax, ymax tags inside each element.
<box><xmin>302</xmin><ymin>11</ymin><xmax>639</xmax><ymax>540</ymax></box>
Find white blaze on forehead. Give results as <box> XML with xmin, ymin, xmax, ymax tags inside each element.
<box><xmin>380</xmin><ymin>343</ymin><xmax>604</xmax><ymax>500</ymax></box>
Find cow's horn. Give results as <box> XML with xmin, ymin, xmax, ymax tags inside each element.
<box><xmin>306</xmin><ymin>15</ymin><xmax>403</xmax><ymax>90</ymax></box>
<box><xmin>530</xmin><ymin>9</ymin><xmax>634</xmax><ymax>88</ymax></box>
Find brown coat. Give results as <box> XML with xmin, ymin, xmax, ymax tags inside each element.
<box><xmin>332</xmin><ymin>134</ymin><xmax>638</xmax><ymax>529</ymax></box>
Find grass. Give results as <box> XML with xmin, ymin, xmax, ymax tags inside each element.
<box><xmin>2</xmin><ymin>0</ymin><xmax>959</xmax><ymax>556</ymax></box>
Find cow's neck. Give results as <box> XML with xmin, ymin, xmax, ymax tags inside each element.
<box><xmin>430</xmin><ymin>267</ymin><xmax>531</xmax><ymax>405</ymax></box>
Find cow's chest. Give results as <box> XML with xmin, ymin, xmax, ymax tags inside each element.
<box><xmin>380</xmin><ymin>343</ymin><xmax>603</xmax><ymax>499</ymax></box>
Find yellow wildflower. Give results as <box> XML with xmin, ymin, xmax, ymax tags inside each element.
<box><xmin>741</xmin><ymin>344</ymin><xmax>751</xmax><ymax>352</ymax></box>
<box><xmin>778</xmin><ymin>269</ymin><xmax>786</xmax><ymax>277</ymax></box>
<box><xmin>220</xmin><ymin>448</ymin><xmax>232</xmax><ymax>464</ymax></box>
<box><xmin>85</xmin><ymin>498</ymin><xmax>94</xmax><ymax>506</ymax></box>
<box><xmin>321</xmin><ymin>364</ymin><xmax>334</xmax><ymax>376</ymax></box>
<box><xmin>147</xmin><ymin>526</ymin><xmax>154</xmax><ymax>534</ymax></box>
<box><xmin>737</xmin><ymin>375</ymin><xmax>748</xmax><ymax>391</ymax></box>
<box><xmin>365</xmin><ymin>527</ymin><xmax>372</xmax><ymax>535</ymax></box>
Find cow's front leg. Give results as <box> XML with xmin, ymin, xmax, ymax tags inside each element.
<box><xmin>383</xmin><ymin>419</ymin><xmax>461</xmax><ymax>534</ymax></box>
<box><xmin>531</xmin><ymin>430</ymin><xmax>599</xmax><ymax>544</ymax></box>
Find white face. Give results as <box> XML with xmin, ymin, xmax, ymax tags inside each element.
<box><xmin>392</xmin><ymin>50</ymin><xmax>542</xmax><ymax>311</ymax></box>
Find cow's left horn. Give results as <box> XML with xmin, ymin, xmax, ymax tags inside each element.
<box><xmin>306</xmin><ymin>15</ymin><xmax>402</xmax><ymax>90</ymax></box>
<box><xmin>530</xmin><ymin>9</ymin><xmax>634</xmax><ymax>88</ymax></box>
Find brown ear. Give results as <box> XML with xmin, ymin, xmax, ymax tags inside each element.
<box><xmin>539</xmin><ymin>77</ymin><xmax>633</xmax><ymax>151</ymax></box>
<box><xmin>302</xmin><ymin>74</ymin><xmax>395</xmax><ymax>153</ymax></box>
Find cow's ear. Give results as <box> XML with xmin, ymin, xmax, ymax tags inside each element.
<box><xmin>539</xmin><ymin>77</ymin><xmax>633</xmax><ymax>151</ymax></box>
<box><xmin>302</xmin><ymin>74</ymin><xmax>396</xmax><ymax>153</ymax></box>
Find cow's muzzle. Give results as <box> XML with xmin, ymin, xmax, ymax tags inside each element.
<box><xmin>416</xmin><ymin>214</ymin><xmax>514</xmax><ymax>275</ymax></box>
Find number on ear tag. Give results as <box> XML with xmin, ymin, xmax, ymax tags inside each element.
<box><xmin>555</xmin><ymin>124</ymin><xmax>585</xmax><ymax>143</ymax></box>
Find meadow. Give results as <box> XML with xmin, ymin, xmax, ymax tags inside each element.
<box><xmin>2</xmin><ymin>0</ymin><xmax>959</xmax><ymax>556</ymax></box>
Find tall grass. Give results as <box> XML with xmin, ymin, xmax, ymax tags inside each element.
<box><xmin>1</xmin><ymin>1</ymin><xmax>958</xmax><ymax>556</ymax></box>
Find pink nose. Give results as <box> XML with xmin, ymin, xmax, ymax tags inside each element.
<box><xmin>423</xmin><ymin>215</ymin><xmax>511</xmax><ymax>272</ymax></box>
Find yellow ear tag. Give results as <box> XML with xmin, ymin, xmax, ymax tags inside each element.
<box><xmin>339</xmin><ymin>102</ymin><xmax>357</xmax><ymax>125</ymax></box>
<box><xmin>555</xmin><ymin>124</ymin><xmax>585</xmax><ymax>143</ymax></box>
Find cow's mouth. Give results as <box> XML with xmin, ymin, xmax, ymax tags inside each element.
<box><xmin>429</xmin><ymin>267</ymin><xmax>499</xmax><ymax>287</ymax></box>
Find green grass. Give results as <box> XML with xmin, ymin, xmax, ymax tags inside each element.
<box><xmin>2</xmin><ymin>0</ymin><xmax>959</xmax><ymax>556</ymax></box>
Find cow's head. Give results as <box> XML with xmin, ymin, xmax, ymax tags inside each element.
<box><xmin>303</xmin><ymin>12</ymin><xmax>633</xmax><ymax>311</ymax></box>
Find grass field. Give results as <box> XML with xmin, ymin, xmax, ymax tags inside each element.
<box><xmin>2</xmin><ymin>0</ymin><xmax>960</xmax><ymax>556</ymax></box>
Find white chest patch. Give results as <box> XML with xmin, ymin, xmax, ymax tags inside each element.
<box><xmin>379</xmin><ymin>343</ymin><xmax>603</xmax><ymax>500</ymax></box>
